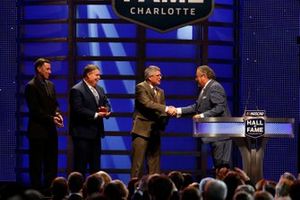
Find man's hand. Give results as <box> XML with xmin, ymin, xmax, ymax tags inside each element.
<box><xmin>234</xmin><ymin>167</ymin><xmax>250</xmax><ymax>182</ymax></box>
<box><xmin>167</xmin><ymin>106</ymin><xmax>177</xmax><ymax>116</ymax></box>
<box><xmin>98</xmin><ymin>106</ymin><xmax>111</xmax><ymax>118</ymax></box>
<box><xmin>54</xmin><ymin>113</ymin><xmax>64</xmax><ymax>128</ymax></box>
<box><xmin>193</xmin><ymin>114</ymin><xmax>201</xmax><ymax>119</ymax></box>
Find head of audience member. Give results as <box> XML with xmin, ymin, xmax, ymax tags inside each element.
<box><xmin>0</xmin><ymin>182</ymin><xmax>25</xmax><ymax>200</ymax></box>
<box><xmin>144</xmin><ymin>65</ymin><xmax>162</xmax><ymax>86</ymax></box>
<box><xmin>235</xmin><ymin>185</ymin><xmax>255</xmax><ymax>196</ymax></box>
<box><xmin>263</xmin><ymin>181</ymin><xmax>276</xmax><ymax>197</ymax></box>
<box><xmin>127</xmin><ymin>177</ymin><xmax>139</xmax><ymax>200</ymax></box>
<box><xmin>181</xmin><ymin>185</ymin><xmax>201</xmax><ymax>200</ymax></box>
<box><xmin>203</xmin><ymin>179</ymin><xmax>227</xmax><ymax>200</ymax></box>
<box><xmin>34</xmin><ymin>58</ymin><xmax>51</xmax><ymax>80</ymax></box>
<box><xmin>195</xmin><ymin>65</ymin><xmax>216</xmax><ymax>88</ymax></box>
<box><xmin>103</xmin><ymin>180</ymin><xmax>128</xmax><ymax>200</ymax></box>
<box><xmin>168</xmin><ymin>171</ymin><xmax>184</xmax><ymax>191</ymax></box>
<box><xmin>275</xmin><ymin>177</ymin><xmax>293</xmax><ymax>199</ymax></box>
<box><xmin>233</xmin><ymin>191</ymin><xmax>254</xmax><ymax>200</ymax></box>
<box><xmin>51</xmin><ymin>177</ymin><xmax>68</xmax><ymax>200</ymax></box>
<box><xmin>282</xmin><ymin>172</ymin><xmax>296</xmax><ymax>182</ymax></box>
<box><xmin>87</xmin><ymin>192</ymin><xmax>108</xmax><ymax>200</ymax></box>
<box><xmin>199</xmin><ymin>177</ymin><xmax>215</xmax><ymax>195</ymax></box>
<box><xmin>68</xmin><ymin>172</ymin><xmax>84</xmax><ymax>194</ymax></box>
<box><xmin>85</xmin><ymin>174</ymin><xmax>104</xmax><ymax>197</ymax></box>
<box><xmin>189</xmin><ymin>182</ymin><xmax>200</xmax><ymax>190</ymax></box>
<box><xmin>182</xmin><ymin>173</ymin><xmax>194</xmax><ymax>189</ymax></box>
<box><xmin>96</xmin><ymin>171</ymin><xmax>112</xmax><ymax>186</ymax></box>
<box><xmin>148</xmin><ymin>175</ymin><xmax>174</xmax><ymax>200</ymax></box>
<box><xmin>253</xmin><ymin>191</ymin><xmax>273</xmax><ymax>200</ymax></box>
<box><xmin>131</xmin><ymin>175</ymin><xmax>153</xmax><ymax>200</ymax></box>
<box><xmin>83</xmin><ymin>64</ymin><xmax>101</xmax><ymax>87</ymax></box>
<box><xmin>223</xmin><ymin>171</ymin><xmax>244</xmax><ymax>200</ymax></box>
<box><xmin>256</xmin><ymin>179</ymin><xmax>268</xmax><ymax>191</ymax></box>
<box><xmin>289</xmin><ymin>180</ymin><xmax>300</xmax><ymax>200</ymax></box>
<box><xmin>24</xmin><ymin>189</ymin><xmax>43</xmax><ymax>200</ymax></box>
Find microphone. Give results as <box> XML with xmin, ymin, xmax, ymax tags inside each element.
<box><xmin>243</xmin><ymin>88</ymin><xmax>251</xmax><ymax>117</ymax></box>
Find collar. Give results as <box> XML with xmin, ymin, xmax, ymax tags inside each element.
<box><xmin>202</xmin><ymin>79</ymin><xmax>212</xmax><ymax>90</ymax></box>
<box><xmin>69</xmin><ymin>192</ymin><xmax>82</xmax><ymax>197</ymax></box>
<box><xmin>35</xmin><ymin>75</ymin><xmax>46</xmax><ymax>84</ymax></box>
<box><xmin>83</xmin><ymin>79</ymin><xmax>95</xmax><ymax>90</ymax></box>
<box><xmin>146</xmin><ymin>81</ymin><xmax>156</xmax><ymax>90</ymax></box>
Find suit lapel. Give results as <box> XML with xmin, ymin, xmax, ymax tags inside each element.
<box><xmin>143</xmin><ymin>81</ymin><xmax>156</xmax><ymax>100</ymax></box>
<box><xmin>197</xmin><ymin>80</ymin><xmax>214</xmax><ymax>107</ymax></box>
<box><xmin>34</xmin><ymin>78</ymin><xmax>50</xmax><ymax>99</ymax></box>
<box><xmin>82</xmin><ymin>81</ymin><xmax>99</xmax><ymax>106</ymax></box>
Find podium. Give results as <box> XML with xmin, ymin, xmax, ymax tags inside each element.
<box><xmin>193</xmin><ymin>117</ymin><xmax>294</xmax><ymax>183</ymax></box>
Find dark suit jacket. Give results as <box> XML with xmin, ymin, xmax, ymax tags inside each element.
<box><xmin>131</xmin><ymin>81</ymin><xmax>168</xmax><ymax>138</ymax></box>
<box><xmin>25</xmin><ymin>77</ymin><xmax>59</xmax><ymax>139</ymax></box>
<box><xmin>69</xmin><ymin>80</ymin><xmax>111</xmax><ymax>139</ymax></box>
<box><xmin>181</xmin><ymin>80</ymin><xmax>231</xmax><ymax>142</ymax></box>
<box><xmin>181</xmin><ymin>80</ymin><xmax>231</xmax><ymax>117</ymax></box>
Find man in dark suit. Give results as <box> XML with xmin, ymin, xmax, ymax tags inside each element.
<box><xmin>131</xmin><ymin>65</ymin><xmax>176</xmax><ymax>178</ymax></box>
<box><xmin>176</xmin><ymin>65</ymin><xmax>232</xmax><ymax>168</ymax></box>
<box><xmin>69</xmin><ymin>64</ymin><xmax>111</xmax><ymax>176</ymax></box>
<box><xmin>25</xmin><ymin>58</ymin><xmax>63</xmax><ymax>190</ymax></box>
<box><xmin>67</xmin><ymin>172</ymin><xmax>84</xmax><ymax>200</ymax></box>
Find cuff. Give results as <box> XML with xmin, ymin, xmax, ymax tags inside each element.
<box><xmin>176</xmin><ymin>108</ymin><xmax>182</xmax><ymax>118</ymax></box>
<box><xmin>165</xmin><ymin>106</ymin><xmax>169</xmax><ymax>112</ymax></box>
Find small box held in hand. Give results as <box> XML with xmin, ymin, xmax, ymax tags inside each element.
<box><xmin>99</xmin><ymin>106</ymin><xmax>108</xmax><ymax>113</ymax></box>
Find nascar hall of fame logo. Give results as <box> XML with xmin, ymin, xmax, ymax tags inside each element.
<box><xmin>112</xmin><ymin>0</ymin><xmax>214</xmax><ymax>32</ymax></box>
<box><xmin>244</xmin><ymin>110</ymin><xmax>266</xmax><ymax>139</ymax></box>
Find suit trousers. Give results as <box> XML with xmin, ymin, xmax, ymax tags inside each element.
<box><xmin>210</xmin><ymin>139</ymin><xmax>232</xmax><ymax>168</ymax></box>
<box><xmin>29</xmin><ymin>136</ymin><xmax>58</xmax><ymax>190</ymax></box>
<box><xmin>73</xmin><ymin>137</ymin><xmax>101</xmax><ymax>176</ymax></box>
<box><xmin>131</xmin><ymin>133</ymin><xmax>161</xmax><ymax>178</ymax></box>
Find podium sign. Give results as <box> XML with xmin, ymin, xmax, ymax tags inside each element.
<box><xmin>193</xmin><ymin>117</ymin><xmax>294</xmax><ymax>183</ymax></box>
<box><xmin>244</xmin><ymin>110</ymin><xmax>265</xmax><ymax>139</ymax></box>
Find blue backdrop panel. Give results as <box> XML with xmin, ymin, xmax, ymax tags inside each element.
<box><xmin>24</xmin><ymin>24</ymin><xmax>68</xmax><ymax>38</ymax></box>
<box><xmin>77</xmin><ymin>42</ymin><xmax>136</xmax><ymax>57</ymax></box>
<box><xmin>208</xmin><ymin>27</ymin><xmax>234</xmax><ymax>41</ymax></box>
<box><xmin>24</xmin><ymin>5</ymin><xmax>68</xmax><ymax>19</ymax></box>
<box><xmin>77</xmin><ymin>23</ymin><xmax>137</xmax><ymax>38</ymax></box>
<box><xmin>146</xmin><ymin>26</ymin><xmax>194</xmax><ymax>40</ymax></box>
<box><xmin>77</xmin><ymin>61</ymin><xmax>137</xmax><ymax>76</ymax></box>
<box><xmin>145</xmin><ymin>62</ymin><xmax>197</xmax><ymax>77</ymax></box>
<box><xmin>0</xmin><ymin>0</ymin><xmax>17</xmax><ymax>181</ymax></box>
<box><xmin>146</xmin><ymin>43</ymin><xmax>197</xmax><ymax>58</ymax></box>
<box><xmin>240</xmin><ymin>0</ymin><xmax>299</xmax><ymax>179</ymax></box>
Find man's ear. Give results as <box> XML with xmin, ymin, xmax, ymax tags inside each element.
<box><xmin>36</xmin><ymin>66</ymin><xmax>42</xmax><ymax>73</ymax></box>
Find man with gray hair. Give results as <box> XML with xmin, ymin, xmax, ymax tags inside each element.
<box><xmin>131</xmin><ymin>65</ymin><xmax>176</xmax><ymax>178</ymax></box>
<box><xmin>175</xmin><ymin>65</ymin><xmax>232</xmax><ymax>169</ymax></box>
<box><xmin>203</xmin><ymin>179</ymin><xmax>228</xmax><ymax>200</ymax></box>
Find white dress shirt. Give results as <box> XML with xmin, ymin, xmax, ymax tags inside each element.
<box><xmin>176</xmin><ymin>79</ymin><xmax>212</xmax><ymax>118</ymax></box>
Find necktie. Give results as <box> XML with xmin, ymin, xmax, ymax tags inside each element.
<box><xmin>153</xmin><ymin>87</ymin><xmax>159</xmax><ymax>102</ymax></box>
<box><xmin>91</xmin><ymin>87</ymin><xmax>99</xmax><ymax>105</ymax></box>
<box><xmin>153</xmin><ymin>87</ymin><xmax>157</xmax><ymax>96</ymax></box>
<box><xmin>42</xmin><ymin>81</ymin><xmax>50</xmax><ymax>96</ymax></box>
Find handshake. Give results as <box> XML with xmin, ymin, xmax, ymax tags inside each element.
<box><xmin>166</xmin><ymin>106</ymin><xmax>177</xmax><ymax>116</ymax></box>
<box><xmin>166</xmin><ymin>106</ymin><xmax>202</xmax><ymax>119</ymax></box>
